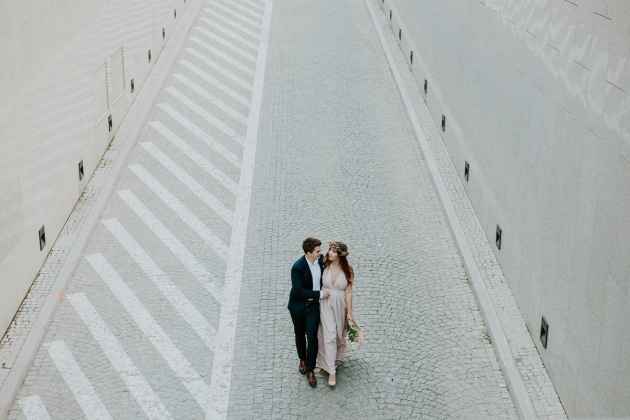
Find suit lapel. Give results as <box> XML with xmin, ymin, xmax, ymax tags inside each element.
<box><xmin>318</xmin><ymin>256</ymin><xmax>324</xmax><ymax>288</ymax></box>
<box><xmin>300</xmin><ymin>255</ymin><xmax>313</xmax><ymax>287</ymax></box>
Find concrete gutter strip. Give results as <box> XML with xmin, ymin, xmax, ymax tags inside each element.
<box><xmin>363</xmin><ymin>0</ymin><xmax>537</xmax><ymax>419</ymax></box>
<box><xmin>0</xmin><ymin>0</ymin><xmax>205</xmax><ymax>416</ymax></box>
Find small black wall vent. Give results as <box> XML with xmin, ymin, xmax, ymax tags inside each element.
<box><xmin>496</xmin><ymin>225</ymin><xmax>502</xmax><ymax>250</ymax></box>
<box><xmin>540</xmin><ymin>316</ymin><xmax>549</xmax><ymax>349</ymax></box>
<box><xmin>39</xmin><ymin>226</ymin><xmax>46</xmax><ymax>251</ymax></box>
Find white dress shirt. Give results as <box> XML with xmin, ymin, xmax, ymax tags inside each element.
<box><xmin>306</xmin><ymin>256</ymin><xmax>323</xmax><ymax>299</ymax></box>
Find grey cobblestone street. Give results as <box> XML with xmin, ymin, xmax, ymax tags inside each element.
<box><xmin>1</xmin><ymin>0</ymin><xmax>558</xmax><ymax>418</ymax></box>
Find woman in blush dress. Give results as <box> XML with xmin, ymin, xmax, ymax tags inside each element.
<box><xmin>316</xmin><ymin>241</ymin><xmax>361</xmax><ymax>387</ymax></box>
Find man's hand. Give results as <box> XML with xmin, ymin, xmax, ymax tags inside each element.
<box><xmin>322</xmin><ymin>290</ymin><xmax>331</xmax><ymax>299</ymax></box>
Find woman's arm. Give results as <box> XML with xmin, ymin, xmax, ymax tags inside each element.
<box><xmin>345</xmin><ymin>283</ymin><xmax>354</xmax><ymax>322</ymax></box>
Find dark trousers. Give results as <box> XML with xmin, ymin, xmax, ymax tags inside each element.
<box><xmin>290</xmin><ymin>303</ymin><xmax>320</xmax><ymax>372</ymax></box>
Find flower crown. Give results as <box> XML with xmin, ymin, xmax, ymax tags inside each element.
<box><xmin>329</xmin><ymin>241</ymin><xmax>349</xmax><ymax>257</ymax></box>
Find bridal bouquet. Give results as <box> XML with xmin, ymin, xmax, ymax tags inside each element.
<box><xmin>346</xmin><ymin>321</ymin><xmax>362</xmax><ymax>349</ymax></box>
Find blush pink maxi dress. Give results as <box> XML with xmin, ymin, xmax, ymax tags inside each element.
<box><xmin>316</xmin><ymin>269</ymin><xmax>349</xmax><ymax>375</ymax></box>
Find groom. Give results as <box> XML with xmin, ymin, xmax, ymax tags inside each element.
<box><xmin>288</xmin><ymin>237</ymin><xmax>330</xmax><ymax>387</ymax></box>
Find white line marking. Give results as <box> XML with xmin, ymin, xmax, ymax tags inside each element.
<box><xmin>150</xmin><ymin>120</ymin><xmax>239</xmax><ymax>192</ymax></box>
<box><xmin>45</xmin><ymin>340</ymin><xmax>112</xmax><ymax>420</ymax></box>
<box><xmin>166</xmin><ymin>87</ymin><xmax>245</xmax><ymax>145</ymax></box>
<box><xmin>19</xmin><ymin>395</ymin><xmax>52</xmax><ymax>420</ymax></box>
<box><xmin>197</xmin><ymin>18</ymin><xmax>258</xmax><ymax>50</ymax></box>
<box><xmin>180</xmin><ymin>47</ymin><xmax>253</xmax><ymax>92</ymax></box>
<box><xmin>208</xmin><ymin>0</ymin><xmax>273</xmax><ymax>417</ymax></box>
<box><xmin>67</xmin><ymin>293</ymin><xmax>172</xmax><ymax>420</ymax></box>
<box><xmin>140</xmin><ymin>141</ymin><xmax>235</xmax><ymax>224</ymax></box>
<box><xmin>129</xmin><ymin>164</ymin><xmax>230</xmax><ymax>261</ymax></box>
<box><xmin>116</xmin><ymin>189</ymin><xmax>223</xmax><ymax>301</ymax></box>
<box><xmin>217</xmin><ymin>0</ymin><xmax>263</xmax><ymax>19</ymax></box>
<box><xmin>202</xmin><ymin>9</ymin><xmax>261</xmax><ymax>40</ymax></box>
<box><xmin>194</xmin><ymin>26</ymin><xmax>257</xmax><ymax>62</ymax></box>
<box><xmin>158</xmin><ymin>103</ymin><xmax>242</xmax><ymax>168</ymax></box>
<box><xmin>239</xmin><ymin>0</ymin><xmax>265</xmax><ymax>12</ymax></box>
<box><xmin>207</xmin><ymin>1</ymin><xmax>262</xmax><ymax>29</ymax></box>
<box><xmin>173</xmin><ymin>73</ymin><xmax>248</xmax><ymax>126</ymax></box>
<box><xmin>102</xmin><ymin>219</ymin><xmax>217</xmax><ymax>351</ymax></box>
<box><xmin>85</xmin><ymin>254</ymin><xmax>214</xmax><ymax>417</ymax></box>
<box><xmin>180</xmin><ymin>58</ymin><xmax>251</xmax><ymax>105</ymax></box>
<box><xmin>190</xmin><ymin>36</ymin><xmax>254</xmax><ymax>76</ymax></box>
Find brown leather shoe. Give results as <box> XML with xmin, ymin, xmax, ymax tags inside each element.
<box><xmin>298</xmin><ymin>360</ymin><xmax>307</xmax><ymax>375</ymax></box>
<box><xmin>306</xmin><ymin>371</ymin><xmax>317</xmax><ymax>387</ymax></box>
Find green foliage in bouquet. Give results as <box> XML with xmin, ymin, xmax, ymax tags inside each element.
<box><xmin>346</xmin><ymin>322</ymin><xmax>359</xmax><ymax>342</ymax></box>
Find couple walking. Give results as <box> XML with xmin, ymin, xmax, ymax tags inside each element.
<box><xmin>287</xmin><ymin>237</ymin><xmax>363</xmax><ymax>388</ymax></box>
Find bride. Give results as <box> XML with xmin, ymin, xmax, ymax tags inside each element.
<box><xmin>317</xmin><ymin>241</ymin><xmax>361</xmax><ymax>387</ymax></box>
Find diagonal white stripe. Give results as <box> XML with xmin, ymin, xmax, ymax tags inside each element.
<box><xmin>19</xmin><ymin>395</ymin><xmax>52</xmax><ymax>420</ymax></box>
<box><xmin>140</xmin><ymin>141</ymin><xmax>234</xmax><ymax>223</ymax></box>
<box><xmin>202</xmin><ymin>9</ymin><xmax>261</xmax><ymax>40</ymax></box>
<box><xmin>190</xmin><ymin>36</ymin><xmax>254</xmax><ymax>76</ymax></box>
<box><xmin>173</xmin><ymin>73</ymin><xmax>248</xmax><ymax>126</ymax></box>
<box><xmin>67</xmin><ymin>293</ymin><xmax>172</xmax><ymax>420</ymax></box>
<box><xmin>116</xmin><ymin>189</ymin><xmax>223</xmax><ymax>301</ymax></box>
<box><xmin>207</xmin><ymin>1</ymin><xmax>262</xmax><ymax>29</ymax></box>
<box><xmin>150</xmin><ymin>120</ymin><xmax>239</xmax><ymax>193</ymax></box>
<box><xmin>102</xmin><ymin>219</ymin><xmax>217</xmax><ymax>351</ymax></box>
<box><xmin>239</xmin><ymin>0</ymin><xmax>265</xmax><ymax>12</ymax></box>
<box><xmin>180</xmin><ymin>58</ymin><xmax>251</xmax><ymax>105</ymax></box>
<box><xmin>85</xmin><ymin>254</ymin><xmax>214</xmax><ymax>417</ymax></box>
<box><xmin>46</xmin><ymin>340</ymin><xmax>112</xmax><ymax>420</ymax></box>
<box><xmin>158</xmin><ymin>103</ymin><xmax>242</xmax><ymax>168</ymax></box>
<box><xmin>217</xmin><ymin>0</ymin><xmax>263</xmax><ymax>19</ymax></box>
<box><xmin>184</xmin><ymin>48</ymin><xmax>253</xmax><ymax>92</ymax></box>
<box><xmin>194</xmin><ymin>26</ymin><xmax>256</xmax><ymax>62</ymax></box>
<box><xmin>197</xmin><ymin>18</ymin><xmax>258</xmax><ymax>50</ymax></box>
<box><xmin>166</xmin><ymin>87</ymin><xmax>245</xmax><ymax>145</ymax></box>
<box><xmin>129</xmin><ymin>164</ymin><xmax>230</xmax><ymax>261</ymax></box>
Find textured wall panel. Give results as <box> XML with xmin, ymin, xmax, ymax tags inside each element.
<box><xmin>0</xmin><ymin>179</ymin><xmax>25</xmax><ymax>265</ymax></box>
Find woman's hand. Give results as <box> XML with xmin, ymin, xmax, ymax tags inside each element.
<box><xmin>346</xmin><ymin>313</ymin><xmax>355</xmax><ymax>323</ymax></box>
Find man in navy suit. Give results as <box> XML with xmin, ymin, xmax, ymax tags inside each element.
<box><xmin>288</xmin><ymin>237</ymin><xmax>330</xmax><ymax>387</ymax></box>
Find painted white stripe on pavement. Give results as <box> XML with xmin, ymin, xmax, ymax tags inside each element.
<box><xmin>116</xmin><ymin>189</ymin><xmax>223</xmax><ymax>301</ymax></box>
<box><xmin>190</xmin><ymin>36</ymin><xmax>254</xmax><ymax>76</ymax></box>
<box><xmin>129</xmin><ymin>164</ymin><xmax>230</xmax><ymax>261</ymax></box>
<box><xmin>150</xmin><ymin>121</ymin><xmax>239</xmax><ymax>193</ymax></box>
<box><xmin>194</xmin><ymin>26</ymin><xmax>256</xmax><ymax>62</ymax></box>
<box><xmin>184</xmin><ymin>48</ymin><xmax>253</xmax><ymax>92</ymax></box>
<box><xmin>198</xmin><ymin>18</ymin><xmax>258</xmax><ymax>50</ymax></box>
<box><xmin>207</xmin><ymin>1</ymin><xmax>262</xmax><ymax>29</ymax></box>
<box><xmin>173</xmin><ymin>73</ymin><xmax>248</xmax><ymax>125</ymax></box>
<box><xmin>166</xmin><ymin>87</ymin><xmax>245</xmax><ymax>145</ymax></box>
<box><xmin>217</xmin><ymin>0</ymin><xmax>263</xmax><ymax>19</ymax></box>
<box><xmin>202</xmin><ymin>9</ymin><xmax>261</xmax><ymax>40</ymax></box>
<box><xmin>140</xmin><ymin>141</ymin><xmax>234</xmax><ymax>224</ymax></box>
<box><xmin>85</xmin><ymin>254</ymin><xmax>214</xmax><ymax>417</ymax></box>
<box><xmin>179</xmin><ymin>58</ymin><xmax>251</xmax><ymax>105</ymax></box>
<box><xmin>208</xmin><ymin>0</ymin><xmax>273</xmax><ymax>417</ymax></box>
<box><xmin>102</xmin><ymin>219</ymin><xmax>217</xmax><ymax>351</ymax></box>
<box><xmin>67</xmin><ymin>293</ymin><xmax>172</xmax><ymax>420</ymax></box>
<box><xmin>19</xmin><ymin>395</ymin><xmax>52</xmax><ymax>420</ymax></box>
<box><xmin>158</xmin><ymin>102</ymin><xmax>242</xmax><ymax>168</ymax></box>
<box><xmin>239</xmin><ymin>0</ymin><xmax>265</xmax><ymax>12</ymax></box>
<box><xmin>45</xmin><ymin>340</ymin><xmax>112</xmax><ymax>420</ymax></box>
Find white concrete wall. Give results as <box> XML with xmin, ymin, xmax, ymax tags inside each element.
<box><xmin>0</xmin><ymin>0</ymin><xmax>191</xmax><ymax>337</ymax></box>
<box><xmin>379</xmin><ymin>0</ymin><xmax>630</xmax><ymax>417</ymax></box>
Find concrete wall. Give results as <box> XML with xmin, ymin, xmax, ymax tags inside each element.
<box><xmin>379</xmin><ymin>0</ymin><xmax>630</xmax><ymax>417</ymax></box>
<box><xmin>0</xmin><ymin>0</ymin><xmax>190</xmax><ymax>337</ymax></box>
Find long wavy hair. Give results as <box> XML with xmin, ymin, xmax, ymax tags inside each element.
<box><xmin>323</xmin><ymin>241</ymin><xmax>354</xmax><ymax>284</ymax></box>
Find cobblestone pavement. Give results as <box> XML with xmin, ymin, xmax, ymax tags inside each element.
<box><xmin>4</xmin><ymin>0</ymin><xmax>523</xmax><ymax>418</ymax></box>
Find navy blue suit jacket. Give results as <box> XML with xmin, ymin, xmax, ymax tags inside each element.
<box><xmin>287</xmin><ymin>255</ymin><xmax>324</xmax><ymax>315</ymax></box>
